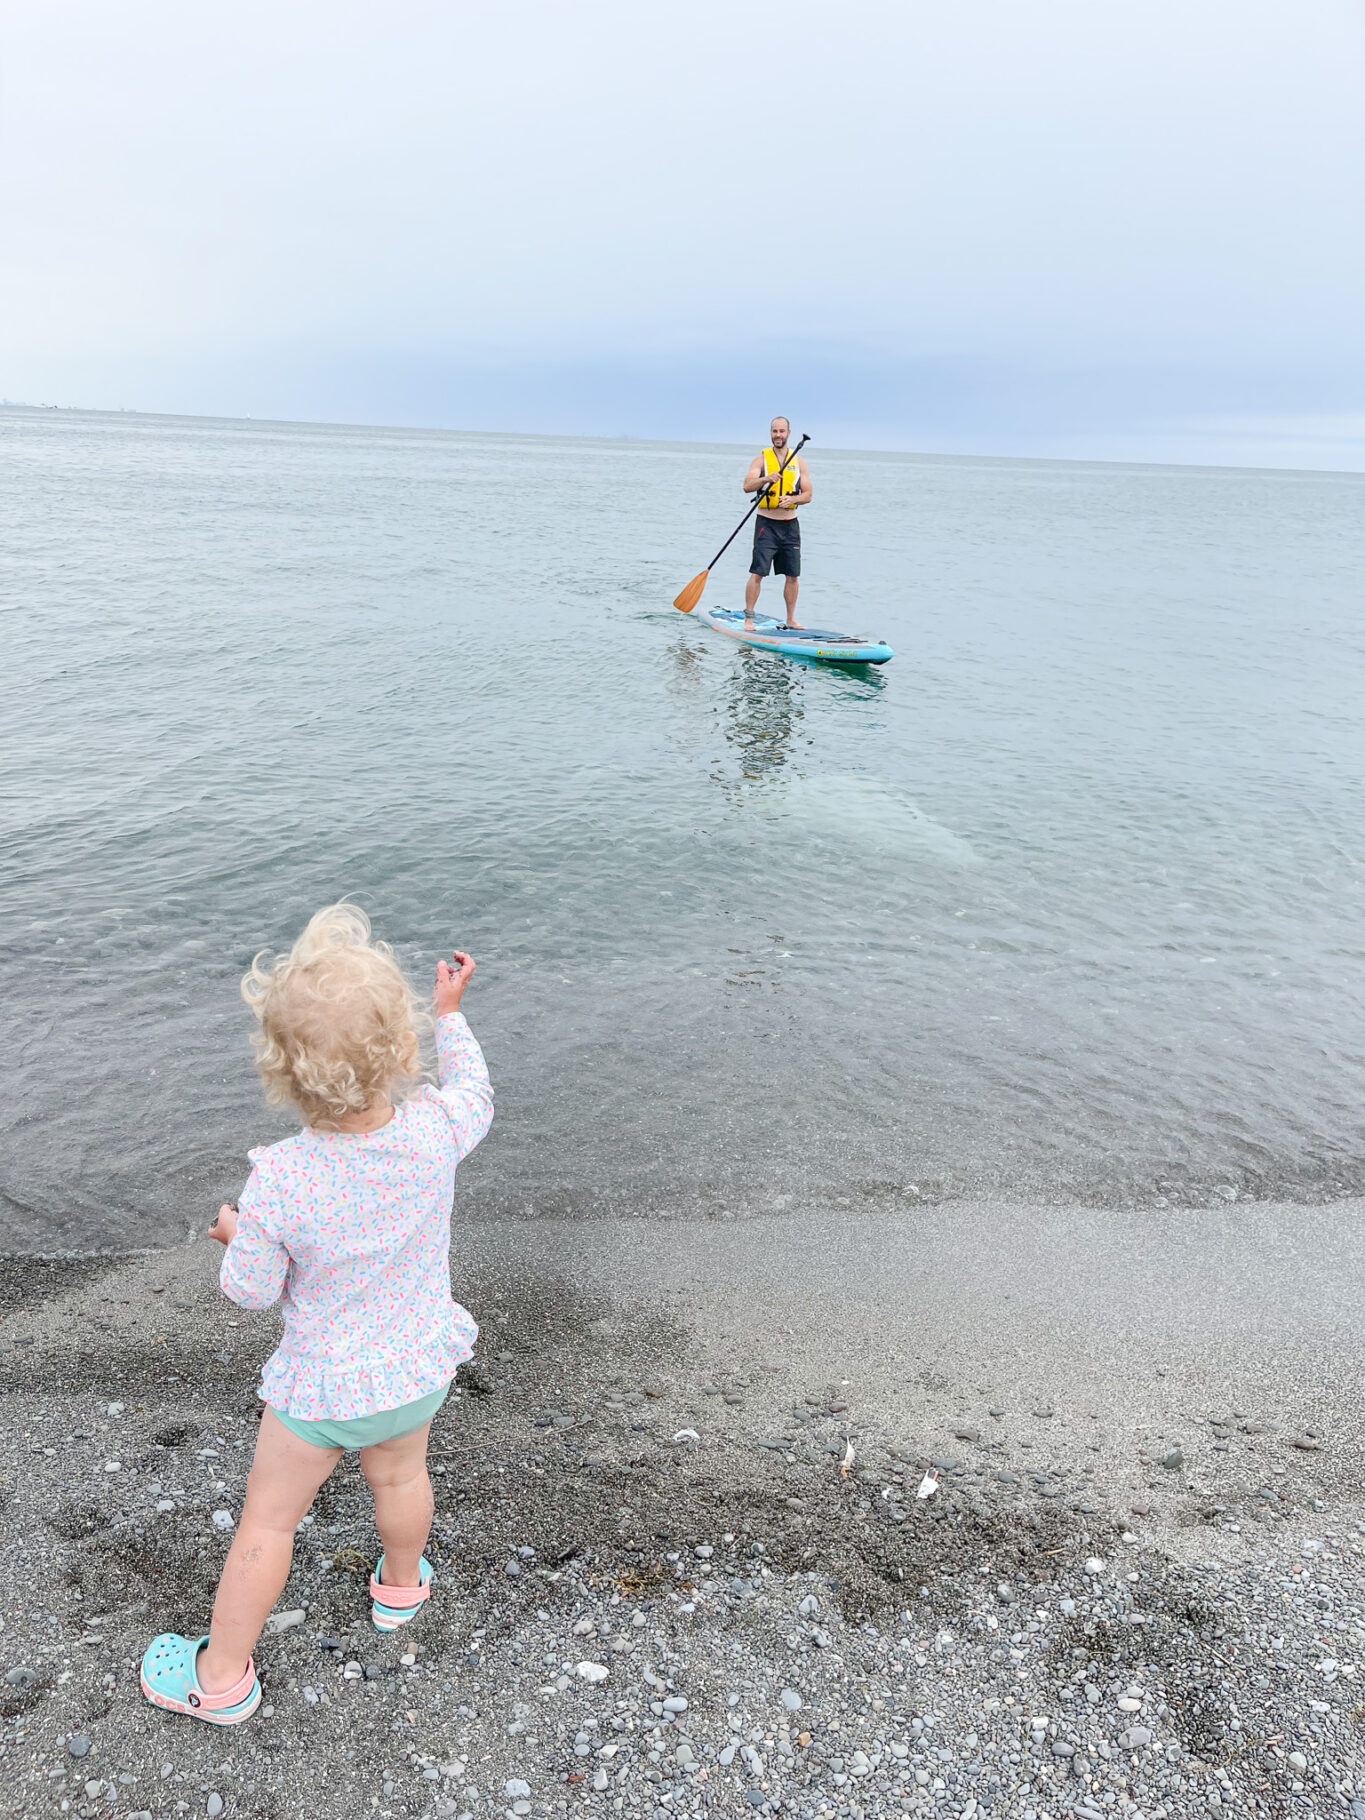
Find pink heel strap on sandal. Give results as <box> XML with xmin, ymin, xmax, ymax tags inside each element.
<box><xmin>368</xmin><ymin>1571</ymin><xmax>430</xmax><ymax>1611</ymax></box>
<box><xmin>194</xmin><ymin>1657</ymin><xmax>258</xmax><ymax>1710</ymax></box>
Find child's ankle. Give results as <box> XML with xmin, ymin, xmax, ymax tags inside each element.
<box><xmin>196</xmin><ymin>1642</ymin><xmax>250</xmax><ymax>1696</ymax></box>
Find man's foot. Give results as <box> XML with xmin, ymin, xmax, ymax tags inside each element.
<box><xmin>786</xmin><ymin>620</ymin><xmax>805</xmax><ymax>630</ymax></box>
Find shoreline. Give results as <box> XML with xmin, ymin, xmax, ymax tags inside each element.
<box><xmin>2</xmin><ymin>1198</ymin><xmax>1363</xmax><ymax>1818</ymax></box>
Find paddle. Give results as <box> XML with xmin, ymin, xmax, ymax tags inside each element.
<box><xmin>673</xmin><ymin>433</ymin><xmax>810</xmax><ymax>613</ymax></box>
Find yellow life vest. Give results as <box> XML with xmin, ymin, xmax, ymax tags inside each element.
<box><xmin>759</xmin><ymin>445</ymin><xmax>801</xmax><ymax>509</ymax></box>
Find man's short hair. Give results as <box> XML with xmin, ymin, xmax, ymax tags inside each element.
<box><xmin>771</xmin><ymin>416</ymin><xmax>790</xmax><ymax>431</ymax></box>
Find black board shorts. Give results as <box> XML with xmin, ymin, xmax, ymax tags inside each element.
<box><xmin>750</xmin><ymin>515</ymin><xmax>802</xmax><ymax>577</ymax></box>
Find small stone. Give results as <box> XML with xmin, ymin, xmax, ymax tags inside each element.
<box><xmin>576</xmin><ymin>1661</ymin><xmax>609</xmax><ymax>1683</ymax></box>
<box><xmin>206</xmin><ymin>1797</ymin><xmax>224</xmax><ymax>1818</ymax></box>
<box><xmin>505</xmin><ymin>1779</ymin><xmax>532</xmax><ymax>1799</ymax></box>
<box><xmin>781</xmin><ymin>1688</ymin><xmax>803</xmax><ymax>1711</ymax></box>
<box><xmin>211</xmin><ymin>1509</ymin><xmax>234</xmax><ymax>1531</ymax></box>
<box><xmin>503</xmin><ymin>1560</ymin><xmax>522</xmax><ymax>1577</ymax></box>
<box><xmin>67</xmin><ymin>1734</ymin><xmax>92</xmax><ymax>1759</ymax></box>
<box><xmin>1160</xmin><ymin>1449</ymin><xmax>1183</xmax><ymax>1471</ymax></box>
<box><xmin>593</xmin><ymin>1768</ymin><xmax>609</xmax><ymax>1791</ymax></box>
<box><xmin>1083</xmin><ymin>1557</ymin><xmax>1105</xmax><ymax>1576</ymax></box>
<box><xmin>400</xmin><ymin>1651</ymin><xmax>415</xmax><ymax>1665</ymax></box>
<box><xmin>1130</xmin><ymin>1500</ymin><xmax>1151</xmax><ymax>1516</ymax></box>
<box><xmin>1122</xmin><ymin>1726</ymin><xmax>1153</xmax><ymax>1749</ymax></box>
<box><xmin>662</xmin><ymin>1696</ymin><xmax>688</xmax><ymax>1713</ymax></box>
<box><xmin>798</xmin><ymin>1595</ymin><xmax>819</xmax><ymax>1616</ymax></box>
<box><xmin>1288</xmin><ymin>1436</ymin><xmax>1321</xmax><ymax>1452</ymax></box>
<box><xmin>1118</xmin><ymin>1697</ymin><xmax>1142</xmax><ymax>1712</ymax></box>
<box><xmin>4</xmin><ymin>1667</ymin><xmax>35</xmax><ymax>1688</ymax></box>
<box><xmin>953</xmin><ymin>1427</ymin><xmax>981</xmax><ymax>1442</ymax></box>
<box><xmin>155</xmin><ymin>1498</ymin><xmax>175</xmax><ymax>1513</ymax></box>
<box><xmin>104</xmin><ymin>1460</ymin><xmax>122</xmax><ymax>1473</ymax></box>
<box><xmin>988</xmin><ymin>1406</ymin><xmax>1006</xmax><ymax>1417</ymax></box>
<box><xmin>1287</xmin><ymin>1751</ymin><xmax>1307</xmax><ymax>1771</ymax></box>
<box><xmin>266</xmin><ymin>1608</ymin><xmax>306</xmax><ymax>1633</ymax></box>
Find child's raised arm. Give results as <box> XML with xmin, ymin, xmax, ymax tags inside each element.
<box><xmin>430</xmin><ymin>950</ymin><xmax>493</xmax><ymax>1159</ymax></box>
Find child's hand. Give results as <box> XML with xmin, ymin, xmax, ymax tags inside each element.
<box><xmin>209</xmin><ymin>1203</ymin><xmax>238</xmax><ymax>1246</ymax></box>
<box><xmin>434</xmin><ymin>950</ymin><xmax>476</xmax><ymax>1018</ymax></box>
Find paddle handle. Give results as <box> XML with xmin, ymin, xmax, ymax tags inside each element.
<box><xmin>703</xmin><ymin>434</ymin><xmax>809</xmax><ymax>571</ymax></box>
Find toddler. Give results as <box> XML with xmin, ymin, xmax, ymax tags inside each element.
<box><xmin>140</xmin><ymin>903</ymin><xmax>492</xmax><ymax>1725</ymax></box>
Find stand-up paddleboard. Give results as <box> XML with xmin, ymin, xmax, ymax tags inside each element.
<box><xmin>699</xmin><ymin>604</ymin><xmax>893</xmax><ymax>665</ymax></box>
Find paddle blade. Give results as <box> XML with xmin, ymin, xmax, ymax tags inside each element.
<box><xmin>673</xmin><ymin>568</ymin><xmax>709</xmax><ymax>613</ymax></box>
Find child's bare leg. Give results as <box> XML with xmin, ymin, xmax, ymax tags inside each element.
<box><xmin>198</xmin><ymin>1409</ymin><xmax>341</xmax><ymax>1693</ymax></box>
<box><xmin>360</xmin><ymin>1422</ymin><xmax>435</xmax><ymax>1588</ymax></box>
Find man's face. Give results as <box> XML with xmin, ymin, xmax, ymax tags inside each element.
<box><xmin>770</xmin><ymin>420</ymin><xmax>789</xmax><ymax>450</ymax></box>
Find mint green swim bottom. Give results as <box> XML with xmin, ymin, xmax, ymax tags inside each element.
<box><xmin>270</xmin><ymin>1381</ymin><xmax>451</xmax><ymax>1451</ymax></box>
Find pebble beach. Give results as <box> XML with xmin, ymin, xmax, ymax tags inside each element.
<box><xmin>3</xmin><ymin>1199</ymin><xmax>1363</xmax><ymax>1820</ymax></box>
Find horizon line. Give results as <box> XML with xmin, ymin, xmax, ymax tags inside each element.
<box><xmin>1</xmin><ymin>398</ymin><xmax>1362</xmax><ymax>483</ymax></box>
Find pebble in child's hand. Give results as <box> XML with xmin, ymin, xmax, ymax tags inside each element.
<box><xmin>209</xmin><ymin>1203</ymin><xmax>238</xmax><ymax>1246</ymax></box>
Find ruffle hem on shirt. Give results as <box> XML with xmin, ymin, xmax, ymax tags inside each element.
<box><xmin>258</xmin><ymin>1303</ymin><xmax>478</xmax><ymax>1421</ymax></box>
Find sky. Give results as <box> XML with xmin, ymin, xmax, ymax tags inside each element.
<box><xmin>2</xmin><ymin>0</ymin><xmax>1363</xmax><ymax>468</ymax></box>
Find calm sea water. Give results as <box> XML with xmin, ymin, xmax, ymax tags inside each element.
<box><xmin>3</xmin><ymin>407</ymin><xmax>1365</xmax><ymax>1253</ymax></box>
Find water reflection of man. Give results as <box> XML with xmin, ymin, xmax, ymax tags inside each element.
<box><xmin>727</xmin><ymin>646</ymin><xmax>801</xmax><ymax>782</ymax></box>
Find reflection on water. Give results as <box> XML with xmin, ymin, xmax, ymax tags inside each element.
<box><xmin>724</xmin><ymin>647</ymin><xmax>803</xmax><ymax>782</ymax></box>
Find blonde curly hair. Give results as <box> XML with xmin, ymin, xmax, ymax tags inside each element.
<box><xmin>241</xmin><ymin>903</ymin><xmax>426</xmax><ymax>1129</ymax></box>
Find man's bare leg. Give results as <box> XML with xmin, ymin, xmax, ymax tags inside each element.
<box><xmin>784</xmin><ymin>576</ymin><xmax>803</xmax><ymax>629</ymax></box>
<box><xmin>744</xmin><ymin>572</ymin><xmax>762</xmax><ymax>627</ymax></box>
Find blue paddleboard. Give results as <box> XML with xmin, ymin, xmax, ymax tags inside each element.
<box><xmin>700</xmin><ymin>605</ymin><xmax>893</xmax><ymax>665</ymax></box>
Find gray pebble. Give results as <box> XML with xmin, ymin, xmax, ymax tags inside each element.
<box><xmin>206</xmin><ymin>1796</ymin><xmax>224</xmax><ymax>1818</ymax></box>
<box><xmin>1161</xmin><ymin>1448</ymin><xmax>1184</xmax><ymax>1470</ymax></box>
<box><xmin>67</xmin><ymin>1734</ymin><xmax>92</xmax><ymax>1759</ymax></box>
<box><xmin>4</xmin><ymin>1666</ymin><xmax>35</xmax><ymax>1687</ymax></box>
<box><xmin>780</xmin><ymin>1688</ymin><xmax>803</xmax><ymax>1711</ymax></box>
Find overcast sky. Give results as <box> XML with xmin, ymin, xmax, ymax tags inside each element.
<box><xmin>2</xmin><ymin>1</ymin><xmax>1362</xmax><ymax>466</ymax></box>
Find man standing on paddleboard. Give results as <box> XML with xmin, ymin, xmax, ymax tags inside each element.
<box><xmin>743</xmin><ymin>417</ymin><xmax>811</xmax><ymax>630</ymax></box>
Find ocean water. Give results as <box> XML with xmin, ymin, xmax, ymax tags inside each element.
<box><xmin>3</xmin><ymin>406</ymin><xmax>1365</xmax><ymax>1254</ymax></box>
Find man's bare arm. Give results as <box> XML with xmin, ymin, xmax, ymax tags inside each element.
<box><xmin>743</xmin><ymin>455</ymin><xmax>772</xmax><ymax>495</ymax></box>
<box><xmin>785</xmin><ymin>457</ymin><xmax>812</xmax><ymax>507</ymax></box>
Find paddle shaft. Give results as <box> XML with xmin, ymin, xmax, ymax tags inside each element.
<box><xmin>702</xmin><ymin>434</ymin><xmax>809</xmax><ymax>571</ymax></box>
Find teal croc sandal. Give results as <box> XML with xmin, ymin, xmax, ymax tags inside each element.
<box><xmin>140</xmin><ymin>1634</ymin><xmax>261</xmax><ymax>1725</ymax></box>
<box><xmin>370</xmin><ymin>1555</ymin><xmax>433</xmax><ymax>1631</ymax></box>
